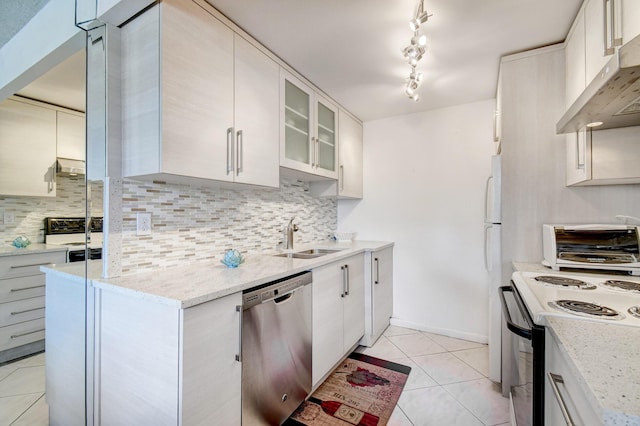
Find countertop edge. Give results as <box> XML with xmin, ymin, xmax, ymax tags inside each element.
<box><xmin>546</xmin><ymin>317</ymin><xmax>640</xmax><ymax>424</ymax></box>
<box><xmin>46</xmin><ymin>241</ymin><xmax>394</xmax><ymax>309</ymax></box>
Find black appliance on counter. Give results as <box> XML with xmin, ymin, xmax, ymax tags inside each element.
<box><xmin>44</xmin><ymin>217</ymin><xmax>103</xmax><ymax>262</ymax></box>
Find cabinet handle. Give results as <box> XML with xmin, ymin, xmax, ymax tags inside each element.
<box><xmin>340</xmin><ymin>165</ymin><xmax>344</xmax><ymax>191</ymax></box>
<box><xmin>11</xmin><ymin>285</ymin><xmax>46</xmax><ymax>292</ymax></box>
<box><xmin>311</xmin><ymin>137</ymin><xmax>316</xmax><ymax>167</ymax></box>
<box><xmin>236</xmin><ymin>130</ymin><xmax>243</xmax><ymax>174</ymax></box>
<box><xmin>340</xmin><ymin>266</ymin><xmax>346</xmax><ymax>297</ymax></box>
<box><xmin>227</xmin><ymin>127</ymin><xmax>234</xmax><ymax>175</ymax></box>
<box><xmin>10</xmin><ymin>262</ymin><xmax>51</xmax><ymax>269</ymax></box>
<box><xmin>603</xmin><ymin>0</ymin><xmax>615</xmax><ymax>55</ymax></box>
<box><xmin>11</xmin><ymin>307</ymin><xmax>44</xmax><ymax>316</ymax></box>
<box><xmin>374</xmin><ymin>258</ymin><xmax>380</xmax><ymax>284</ymax></box>
<box><xmin>345</xmin><ymin>265</ymin><xmax>350</xmax><ymax>296</ymax></box>
<box><xmin>235</xmin><ymin>305</ymin><xmax>242</xmax><ymax>362</ymax></box>
<box><xmin>548</xmin><ymin>372</ymin><xmax>577</xmax><ymax>426</ymax></box>
<box><xmin>316</xmin><ymin>137</ymin><xmax>320</xmax><ymax>169</ymax></box>
<box><xmin>11</xmin><ymin>328</ymin><xmax>45</xmax><ymax>339</ymax></box>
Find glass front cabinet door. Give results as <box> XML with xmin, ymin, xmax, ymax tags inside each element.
<box><xmin>281</xmin><ymin>70</ymin><xmax>338</xmax><ymax>179</ymax></box>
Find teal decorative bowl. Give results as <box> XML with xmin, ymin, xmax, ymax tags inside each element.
<box><xmin>221</xmin><ymin>249</ymin><xmax>245</xmax><ymax>268</ymax></box>
<box><xmin>12</xmin><ymin>235</ymin><xmax>31</xmax><ymax>248</ymax></box>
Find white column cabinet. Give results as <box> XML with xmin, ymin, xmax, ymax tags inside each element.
<box><xmin>281</xmin><ymin>70</ymin><xmax>339</xmax><ymax>180</ymax></box>
<box><xmin>312</xmin><ymin>254</ymin><xmax>365</xmax><ymax>386</ymax></box>
<box><xmin>121</xmin><ymin>0</ymin><xmax>278</xmax><ymax>188</ymax></box>
<box><xmin>360</xmin><ymin>247</ymin><xmax>394</xmax><ymax>347</ymax></box>
<box><xmin>0</xmin><ymin>97</ymin><xmax>57</xmax><ymax>197</ymax></box>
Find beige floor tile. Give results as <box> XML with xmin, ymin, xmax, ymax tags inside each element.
<box><xmin>398</xmin><ymin>386</ymin><xmax>484</xmax><ymax>426</ymax></box>
<box><xmin>387</xmin><ymin>405</ymin><xmax>413</xmax><ymax>426</ymax></box>
<box><xmin>383</xmin><ymin>325</ymin><xmax>420</xmax><ymax>337</ymax></box>
<box><xmin>0</xmin><ymin>366</ymin><xmax>45</xmax><ymax>398</ymax></box>
<box><xmin>0</xmin><ymin>393</ymin><xmax>42</xmax><ymax>426</ymax></box>
<box><xmin>443</xmin><ymin>378</ymin><xmax>510</xmax><ymax>425</ymax></box>
<box><xmin>422</xmin><ymin>332</ymin><xmax>486</xmax><ymax>351</ymax></box>
<box><xmin>387</xmin><ymin>332</ymin><xmax>447</xmax><ymax>357</ymax></box>
<box><xmin>12</xmin><ymin>393</ymin><xmax>49</xmax><ymax>426</ymax></box>
<box><xmin>452</xmin><ymin>346</ymin><xmax>490</xmax><ymax>377</ymax></box>
<box><xmin>412</xmin><ymin>352</ymin><xmax>484</xmax><ymax>385</ymax></box>
<box><xmin>356</xmin><ymin>335</ymin><xmax>407</xmax><ymax>360</ymax></box>
<box><xmin>391</xmin><ymin>356</ymin><xmax>438</xmax><ymax>390</ymax></box>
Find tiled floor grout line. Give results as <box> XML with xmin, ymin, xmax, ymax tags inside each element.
<box><xmin>9</xmin><ymin>392</ymin><xmax>44</xmax><ymax>426</ymax></box>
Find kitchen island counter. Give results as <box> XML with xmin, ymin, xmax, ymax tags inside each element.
<box><xmin>546</xmin><ymin>317</ymin><xmax>640</xmax><ymax>425</ymax></box>
<box><xmin>42</xmin><ymin>240</ymin><xmax>393</xmax><ymax>308</ymax></box>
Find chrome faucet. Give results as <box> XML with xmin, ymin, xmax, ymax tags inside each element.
<box><xmin>285</xmin><ymin>217</ymin><xmax>299</xmax><ymax>250</ymax></box>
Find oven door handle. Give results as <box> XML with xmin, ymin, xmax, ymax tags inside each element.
<box><xmin>499</xmin><ymin>285</ymin><xmax>532</xmax><ymax>340</ymax></box>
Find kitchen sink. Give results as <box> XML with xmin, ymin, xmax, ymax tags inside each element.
<box><xmin>274</xmin><ymin>248</ymin><xmax>344</xmax><ymax>259</ymax></box>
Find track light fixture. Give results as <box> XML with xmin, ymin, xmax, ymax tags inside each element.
<box><xmin>404</xmin><ymin>0</ymin><xmax>431</xmax><ymax>101</ymax></box>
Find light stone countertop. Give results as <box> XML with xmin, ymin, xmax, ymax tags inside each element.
<box><xmin>546</xmin><ymin>317</ymin><xmax>640</xmax><ymax>425</ymax></box>
<box><xmin>42</xmin><ymin>240</ymin><xmax>393</xmax><ymax>309</ymax></box>
<box><xmin>0</xmin><ymin>243</ymin><xmax>68</xmax><ymax>257</ymax></box>
<box><xmin>512</xmin><ymin>262</ymin><xmax>640</xmax><ymax>424</ymax></box>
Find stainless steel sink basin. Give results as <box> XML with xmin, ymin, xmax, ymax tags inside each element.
<box><xmin>274</xmin><ymin>248</ymin><xmax>344</xmax><ymax>259</ymax></box>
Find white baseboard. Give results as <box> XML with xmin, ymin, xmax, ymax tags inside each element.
<box><xmin>389</xmin><ymin>317</ymin><xmax>488</xmax><ymax>344</ymax></box>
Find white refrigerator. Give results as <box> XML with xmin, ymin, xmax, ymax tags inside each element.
<box><xmin>484</xmin><ymin>155</ymin><xmax>502</xmax><ymax>383</ymax></box>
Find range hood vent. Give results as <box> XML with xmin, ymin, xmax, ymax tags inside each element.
<box><xmin>57</xmin><ymin>158</ymin><xmax>85</xmax><ymax>176</ymax></box>
<box><xmin>556</xmin><ymin>34</ymin><xmax>640</xmax><ymax>134</ymax></box>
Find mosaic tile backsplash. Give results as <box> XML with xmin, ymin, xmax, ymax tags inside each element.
<box><xmin>120</xmin><ymin>177</ymin><xmax>337</xmax><ymax>274</ymax></box>
<box><xmin>0</xmin><ymin>176</ymin><xmax>104</xmax><ymax>245</ymax></box>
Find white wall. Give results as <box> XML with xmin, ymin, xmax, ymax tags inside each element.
<box><xmin>338</xmin><ymin>100</ymin><xmax>496</xmax><ymax>342</ymax></box>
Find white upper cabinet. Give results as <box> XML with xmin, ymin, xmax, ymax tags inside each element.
<box><xmin>121</xmin><ymin>0</ymin><xmax>279</xmax><ymax>188</ymax></box>
<box><xmin>56</xmin><ymin>111</ymin><xmax>85</xmax><ymax>161</ymax></box>
<box><xmin>621</xmin><ymin>0</ymin><xmax>640</xmax><ymax>43</ymax></box>
<box><xmin>0</xmin><ymin>98</ymin><xmax>57</xmax><ymax>197</ymax></box>
<box><xmin>233</xmin><ymin>34</ymin><xmax>280</xmax><ymax>187</ymax></box>
<box><xmin>337</xmin><ymin>110</ymin><xmax>363</xmax><ymax>199</ymax></box>
<box><xmin>584</xmin><ymin>0</ymin><xmax>640</xmax><ymax>84</ymax></box>
<box><xmin>281</xmin><ymin>71</ymin><xmax>339</xmax><ymax>180</ymax></box>
<box><xmin>565</xmin><ymin>7</ymin><xmax>586</xmax><ymax>107</ymax></box>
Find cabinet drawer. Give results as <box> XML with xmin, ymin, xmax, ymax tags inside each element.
<box><xmin>0</xmin><ymin>274</ymin><xmax>46</xmax><ymax>303</ymax></box>
<box><xmin>0</xmin><ymin>317</ymin><xmax>45</xmax><ymax>351</ymax></box>
<box><xmin>0</xmin><ymin>251</ymin><xmax>66</xmax><ymax>279</ymax></box>
<box><xmin>0</xmin><ymin>296</ymin><xmax>45</xmax><ymax>327</ymax></box>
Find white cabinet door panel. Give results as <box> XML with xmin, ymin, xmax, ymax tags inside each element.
<box><xmin>343</xmin><ymin>255</ymin><xmax>365</xmax><ymax>350</ymax></box>
<box><xmin>161</xmin><ymin>0</ymin><xmax>233</xmax><ymax>181</ymax></box>
<box><xmin>56</xmin><ymin>111</ymin><xmax>85</xmax><ymax>161</ymax></box>
<box><xmin>233</xmin><ymin>34</ymin><xmax>280</xmax><ymax>187</ymax></box>
<box><xmin>0</xmin><ymin>98</ymin><xmax>56</xmax><ymax>197</ymax></box>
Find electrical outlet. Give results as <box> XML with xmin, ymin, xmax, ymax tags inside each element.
<box><xmin>136</xmin><ymin>212</ymin><xmax>151</xmax><ymax>235</ymax></box>
<box><xmin>4</xmin><ymin>211</ymin><xmax>15</xmax><ymax>225</ymax></box>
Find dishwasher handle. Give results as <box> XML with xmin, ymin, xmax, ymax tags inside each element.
<box><xmin>273</xmin><ymin>291</ymin><xmax>294</xmax><ymax>304</ymax></box>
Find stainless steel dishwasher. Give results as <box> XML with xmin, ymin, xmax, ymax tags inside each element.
<box><xmin>241</xmin><ymin>271</ymin><xmax>312</xmax><ymax>425</ymax></box>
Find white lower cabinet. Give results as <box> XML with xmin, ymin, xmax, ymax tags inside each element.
<box><xmin>312</xmin><ymin>254</ymin><xmax>365</xmax><ymax>386</ymax></box>
<box><xmin>545</xmin><ymin>330</ymin><xmax>597</xmax><ymax>425</ymax></box>
<box><xmin>360</xmin><ymin>247</ymin><xmax>393</xmax><ymax>347</ymax></box>
<box><xmin>96</xmin><ymin>290</ymin><xmax>241</xmax><ymax>426</ymax></box>
<box><xmin>0</xmin><ymin>250</ymin><xmax>66</xmax><ymax>363</ymax></box>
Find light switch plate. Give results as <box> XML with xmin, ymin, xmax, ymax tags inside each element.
<box><xmin>4</xmin><ymin>211</ymin><xmax>14</xmax><ymax>224</ymax></box>
<box><xmin>136</xmin><ymin>212</ymin><xmax>151</xmax><ymax>235</ymax></box>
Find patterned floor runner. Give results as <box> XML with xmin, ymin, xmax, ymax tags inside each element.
<box><xmin>285</xmin><ymin>352</ymin><xmax>411</xmax><ymax>426</ymax></box>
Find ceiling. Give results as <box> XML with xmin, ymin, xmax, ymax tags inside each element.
<box><xmin>205</xmin><ymin>0</ymin><xmax>582</xmax><ymax>121</ymax></box>
<box><xmin>4</xmin><ymin>0</ymin><xmax>582</xmax><ymax>121</ymax></box>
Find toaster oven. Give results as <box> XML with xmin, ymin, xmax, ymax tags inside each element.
<box><xmin>542</xmin><ymin>224</ymin><xmax>640</xmax><ymax>275</ymax></box>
